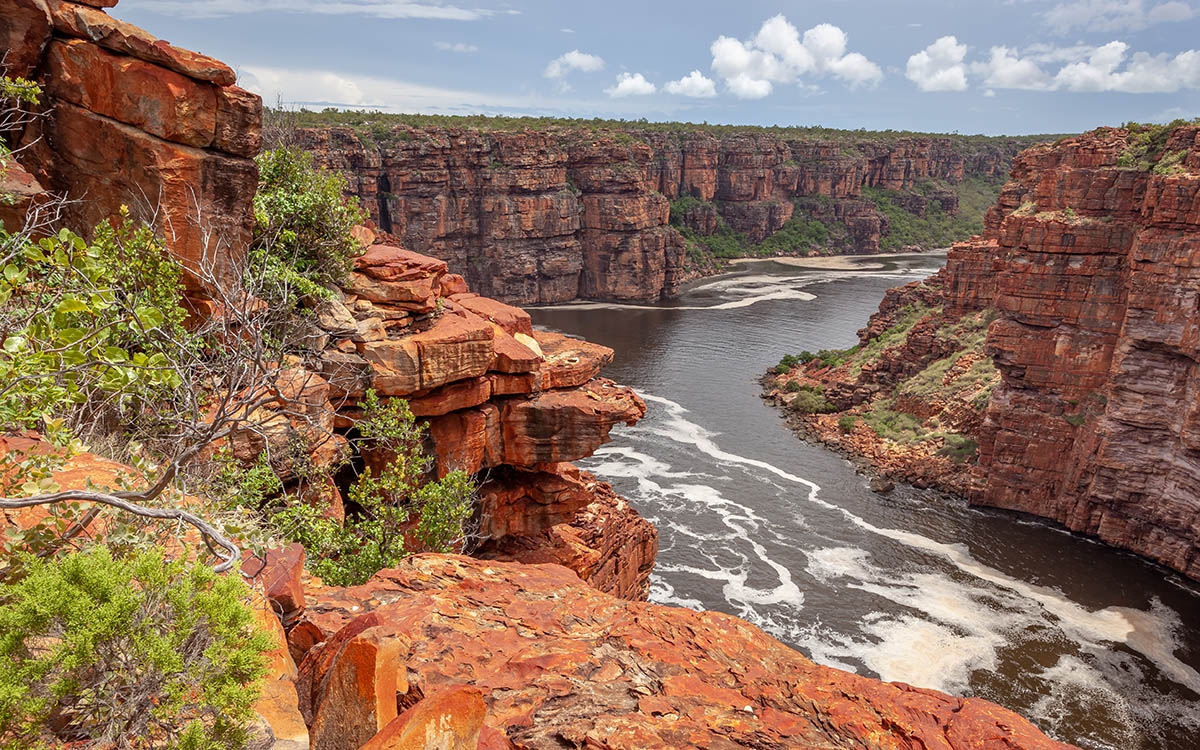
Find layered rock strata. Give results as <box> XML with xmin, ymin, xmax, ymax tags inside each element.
<box><xmin>772</xmin><ymin>125</ymin><xmax>1200</xmax><ymax>581</ymax></box>
<box><xmin>289</xmin><ymin>554</ymin><xmax>1074</xmax><ymax>750</ymax></box>
<box><xmin>301</xmin><ymin>126</ymin><xmax>1034</xmax><ymax>304</ymax></box>
<box><xmin>1</xmin><ymin>0</ymin><xmax>261</xmax><ymax>293</ymax></box>
<box><xmin>966</xmin><ymin>125</ymin><xmax>1200</xmax><ymax>580</ymax></box>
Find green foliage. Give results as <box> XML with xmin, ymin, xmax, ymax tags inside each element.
<box><xmin>0</xmin><ymin>548</ymin><xmax>269</xmax><ymax>750</ymax></box>
<box><xmin>1116</xmin><ymin>119</ymin><xmax>1197</xmax><ymax>170</ymax></box>
<box><xmin>0</xmin><ymin>212</ymin><xmax>191</xmax><ymax>439</ymax></box>
<box><xmin>938</xmin><ymin>433</ymin><xmax>978</xmax><ymax>463</ymax></box>
<box><xmin>788</xmin><ymin>384</ymin><xmax>834</xmax><ymax>414</ymax></box>
<box><xmin>277</xmin><ymin>107</ymin><xmax>1059</xmax><ymax>147</ymax></box>
<box><xmin>1064</xmin><ymin>413</ymin><xmax>1086</xmax><ymax>427</ymax></box>
<box><xmin>250</xmin><ymin>146</ymin><xmax>366</xmax><ymax>307</ymax></box>
<box><xmin>865</xmin><ymin>175</ymin><xmax>1004</xmax><ymax>251</ymax></box>
<box><xmin>861</xmin><ymin>398</ymin><xmax>926</xmax><ymax>444</ymax></box>
<box><xmin>838</xmin><ymin>415</ymin><xmax>857</xmax><ymax>433</ymax></box>
<box><xmin>274</xmin><ymin>391</ymin><xmax>475</xmax><ymax>587</ymax></box>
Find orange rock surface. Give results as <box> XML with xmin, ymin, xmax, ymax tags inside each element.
<box><xmin>2</xmin><ymin>0</ymin><xmax>260</xmax><ymax>293</ymax></box>
<box><xmin>299</xmin><ymin>126</ymin><xmax>1034</xmax><ymax>303</ymax></box>
<box><xmin>294</xmin><ymin>555</ymin><xmax>1074</xmax><ymax>750</ymax></box>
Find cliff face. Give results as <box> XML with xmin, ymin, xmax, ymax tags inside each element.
<box><xmin>299</xmin><ymin>128</ymin><xmax>685</xmax><ymax>306</ymax></box>
<box><xmin>774</xmin><ymin>124</ymin><xmax>1200</xmax><ymax>581</ymax></box>
<box><xmin>1</xmin><ymin>0</ymin><xmax>261</xmax><ymax>294</ymax></box>
<box><xmin>964</xmin><ymin>125</ymin><xmax>1200</xmax><ymax>580</ymax></box>
<box><xmin>301</xmin><ymin>125</ymin><xmax>1032</xmax><ymax>304</ymax></box>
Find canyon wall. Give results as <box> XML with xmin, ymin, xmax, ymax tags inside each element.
<box><xmin>781</xmin><ymin>124</ymin><xmax>1200</xmax><ymax>581</ymax></box>
<box><xmin>301</xmin><ymin>124</ymin><xmax>1034</xmax><ymax>304</ymax></box>
<box><xmin>962</xmin><ymin>125</ymin><xmax>1200</xmax><ymax>580</ymax></box>
<box><xmin>1</xmin><ymin>0</ymin><xmax>261</xmax><ymax>294</ymax></box>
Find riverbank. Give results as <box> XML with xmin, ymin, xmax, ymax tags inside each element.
<box><xmin>731</xmin><ymin>249</ymin><xmax>948</xmax><ymax>272</ymax></box>
<box><xmin>758</xmin><ymin>266</ymin><xmax>994</xmax><ymax>498</ymax></box>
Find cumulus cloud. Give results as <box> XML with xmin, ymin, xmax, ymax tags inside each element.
<box><xmin>124</xmin><ymin>0</ymin><xmax>511</xmax><ymax>20</ymax></box>
<box><xmin>972</xmin><ymin>46</ymin><xmax>1053</xmax><ymax>89</ymax></box>
<box><xmin>1054</xmin><ymin>43</ymin><xmax>1200</xmax><ymax>92</ymax></box>
<box><xmin>906</xmin><ymin>36</ymin><xmax>969</xmax><ymax>91</ymax></box>
<box><xmin>708</xmin><ymin>15</ymin><xmax>882</xmax><ymax>98</ymax></box>
<box><xmin>435</xmin><ymin>41</ymin><xmax>478</xmax><ymax>53</ymax></box>
<box><xmin>544</xmin><ymin>50</ymin><xmax>605</xmax><ymax>79</ymax></box>
<box><xmin>665</xmin><ymin>70</ymin><xmax>717</xmax><ymax>97</ymax></box>
<box><xmin>1043</xmin><ymin>0</ymin><xmax>1194</xmax><ymax>33</ymax></box>
<box><xmin>907</xmin><ymin>36</ymin><xmax>1200</xmax><ymax>94</ymax></box>
<box><xmin>605</xmin><ymin>72</ymin><xmax>657</xmax><ymax>97</ymax></box>
<box><xmin>240</xmin><ymin>65</ymin><xmax>530</xmax><ymax>111</ymax></box>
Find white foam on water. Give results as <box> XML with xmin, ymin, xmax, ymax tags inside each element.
<box><xmin>1028</xmin><ymin>655</ymin><xmax>1144</xmax><ymax>750</ymax></box>
<box><xmin>633</xmin><ymin>391</ymin><xmax>1200</xmax><ymax>702</ymax></box>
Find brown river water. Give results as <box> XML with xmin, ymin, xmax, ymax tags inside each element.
<box><xmin>530</xmin><ymin>254</ymin><xmax>1200</xmax><ymax>750</ymax></box>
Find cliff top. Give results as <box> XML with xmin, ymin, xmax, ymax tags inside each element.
<box><xmin>279</xmin><ymin>107</ymin><xmax>1059</xmax><ymax>152</ymax></box>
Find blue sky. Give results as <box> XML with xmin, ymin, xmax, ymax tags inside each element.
<box><xmin>116</xmin><ymin>0</ymin><xmax>1200</xmax><ymax>135</ymax></box>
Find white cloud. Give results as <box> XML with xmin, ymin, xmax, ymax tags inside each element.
<box><xmin>544</xmin><ymin>50</ymin><xmax>605</xmax><ymax>79</ymax></box>
<box><xmin>906</xmin><ymin>36</ymin><xmax>969</xmax><ymax>91</ymax></box>
<box><xmin>709</xmin><ymin>15</ymin><xmax>881</xmax><ymax>98</ymax></box>
<box><xmin>1053</xmin><ymin>43</ymin><xmax>1200</xmax><ymax>92</ymax></box>
<box><xmin>665</xmin><ymin>70</ymin><xmax>717</xmax><ymax>97</ymax></box>
<box><xmin>240</xmin><ymin>64</ymin><xmax>530</xmax><ymax>111</ymax></box>
<box><xmin>605</xmin><ymin>72</ymin><xmax>657</xmax><ymax>97</ymax></box>
<box><xmin>435</xmin><ymin>41</ymin><xmax>478</xmax><ymax>53</ymax></box>
<box><xmin>124</xmin><ymin>0</ymin><xmax>508</xmax><ymax>20</ymax></box>
<box><xmin>909</xmin><ymin>37</ymin><xmax>1200</xmax><ymax>94</ymax></box>
<box><xmin>972</xmin><ymin>46</ymin><xmax>1053</xmax><ymax>89</ymax></box>
<box><xmin>560</xmin><ymin>27</ymin><xmax>575</xmax><ymax>33</ymax></box>
<box><xmin>1043</xmin><ymin>0</ymin><xmax>1195</xmax><ymax>33</ymax></box>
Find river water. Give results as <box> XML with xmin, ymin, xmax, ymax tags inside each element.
<box><xmin>529</xmin><ymin>254</ymin><xmax>1200</xmax><ymax>750</ymax></box>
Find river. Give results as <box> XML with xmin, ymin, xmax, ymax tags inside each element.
<box><xmin>529</xmin><ymin>253</ymin><xmax>1200</xmax><ymax>750</ymax></box>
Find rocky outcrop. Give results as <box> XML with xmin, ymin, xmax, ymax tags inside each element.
<box><xmin>773</xmin><ymin>124</ymin><xmax>1200</xmax><ymax>581</ymax></box>
<box><xmin>301</xmin><ymin>124</ymin><xmax>1036</xmax><ymax>304</ymax></box>
<box><xmin>290</xmin><ymin>554</ymin><xmax>1073</xmax><ymax>750</ymax></box>
<box><xmin>0</xmin><ymin>0</ymin><xmax>261</xmax><ymax>294</ymax></box>
<box><xmin>962</xmin><ymin>125</ymin><xmax>1200</xmax><ymax>580</ymax></box>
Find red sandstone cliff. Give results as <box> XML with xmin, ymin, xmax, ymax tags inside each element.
<box><xmin>965</xmin><ymin>125</ymin><xmax>1200</xmax><ymax>581</ymax></box>
<box><xmin>771</xmin><ymin>124</ymin><xmax>1200</xmax><ymax>582</ymax></box>
<box><xmin>1</xmin><ymin>0</ymin><xmax>261</xmax><ymax>294</ymax></box>
<box><xmin>286</xmin><ymin>554</ymin><xmax>1074</xmax><ymax>750</ymax></box>
<box><xmin>300</xmin><ymin>124</ymin><xmax>1034</xmax><ymax>304</ymax></box>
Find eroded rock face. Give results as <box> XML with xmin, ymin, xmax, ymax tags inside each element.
<box><xmin>301</xmin><ymin>127</ymin><xmax>1034</xmax><ymax>304</ymax></box>
<box><xmin>293</xmin><ymin>555</ymin><xmax>1073</xmax><ymax>750</ymax></box>
<box><xmin>0</xmin><ymin>0</ymin><xmax>261</xmax><ymax>294</ymax></box>
<box><xmin>962</xmin><ymin>126</ymin><xmax>1200</xmax><ymax>580</ymax></box>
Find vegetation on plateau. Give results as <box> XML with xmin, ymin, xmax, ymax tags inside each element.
<box><xmin>280</xmin><ymin>106</ymin><xmax>1055</xmax><ymax>151</ymax></box>
<box><xmin>1115</xmin><ymin>118</ymin><xmax>1200</xmax><ymax>173</ymax></box>
<box><xmin>773</xmin><ymin>299</ymin><xmax>999</xmax><ymax>465</ymax></box>
<box><xmin>0</xmin><ymin>78</ymin><xmax>474</xmax><ymax>746</ymax></box>
<box><xmin>863</xmin><ymin>175</ymin><xmax>1004</xmax><ymax>251</ymax></box>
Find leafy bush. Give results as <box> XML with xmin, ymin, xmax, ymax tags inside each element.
<box><xmin>250</xmin><ymin>146</ymin><xmax>366</xmax><ymax>306</ymax></box>
<box><xmin>0</xmin><ymin>213</ymin><xmax>191</xmax><ymax>438</ymax></box>
<box><xmin>838</xmin><ymin>415</ymin><xmax>857</xmax><ymax>433</ymax></box>
<box><xmin>788</xmin><ymin>385</ymin><xmax>834</xmax><ymax>415</ymax></box>
<box><xmin>274</xmin><ymin>391</ymin><xmax>475</xmax><ymax>586</ymax></box>
<box><xmin>938</xmin><ymin>433</ymin><xmax>978</xmax><ymax>463</ymax></box>
<box><xmin>0</xmin><ymin>548</ymin><xmax>270</xmax><ymax>750</ymax></box>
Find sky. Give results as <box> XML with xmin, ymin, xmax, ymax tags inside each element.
<box><xmin>114</xmin><ymin>0</ymin><xmax>1200</xmax><ymax>136</ymax></box>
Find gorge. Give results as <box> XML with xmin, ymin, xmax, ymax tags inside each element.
<box><xmin>2</xmin><ymin>1</ymin><xmax>1199</xmax><ymax>749</ymax></box>
<box><xmin>296</xmin><ymin>115</ymin><xmax>1040</xmax><ymax>305</ymax></box>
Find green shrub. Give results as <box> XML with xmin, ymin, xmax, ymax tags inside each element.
<box><xmin>938</xmin><ymin>433</ymin><xmax>978</xmax><ymax>463</ymax></box>
<box><xmin>250</xmin><ymin>146</ymin><xmax>367</xmax><ymax>306</ymax></box>
<box><xmin>273</xmin><ymin>391</ymin><xmax>475</xmax><ymax>586</ymax></box>
<box><xmin>838</xmin><ymin>415</ymin><xmax>857</xmax><ymax>433</ymax></box>
<box><xmin>789</xmin><ymin>385</ymin><xmax>834</xmax><ymax>414</ymax></box>
<box><xmin>0</xmin><ymin>214</ymin><xmax>191</xmax><ymax>438</ymax></box>
<box><xmin>784</xmin><ymin>380</ymin><xmax>804</xmax><ymax>393</ymax></box>
<box><xmin>0</xmin><ymin>548</ymin><xmax>270</xmax><ymax>750</ymax></box>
